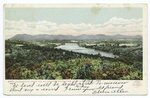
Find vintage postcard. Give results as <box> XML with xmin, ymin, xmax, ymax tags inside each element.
<box><xmin>3</xmin><ymin>3</ymin><xmax>148</xmax><ymax>95</ymax></box>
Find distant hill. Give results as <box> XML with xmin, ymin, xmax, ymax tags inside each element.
<box><xmin>9</xmin><ymin>34</ymin><xmax>142</xmax><ymax>41</ymax></box>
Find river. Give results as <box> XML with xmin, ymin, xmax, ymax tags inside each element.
<box><xmin>55</xmin><ymin>43</ymin><xmax>118</xmax><ymax>58</ymax></box>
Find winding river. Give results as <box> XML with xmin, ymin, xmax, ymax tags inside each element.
<box><xmin>55</xmin><ymin>43</ymin><xmax>118</xmax><ymax>58</ymax></box>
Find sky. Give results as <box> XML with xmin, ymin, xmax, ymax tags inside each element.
<box><xmin>4</xmin><ymin>7</ymin><xmax>143</xmax><ymax>39</ymax></box>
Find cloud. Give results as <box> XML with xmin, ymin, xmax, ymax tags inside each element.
<box><xmin>51</xmin><ymin>23</ymin><xmax>94</xmax><ymax>31</ymax></box>
<box><xmin>35</xmin><ymin>25</ymin><xmax>50</xmax><ymax>32</ymax></box>
<box><xmin>5</xmin><ymin>19</ymin><xmax>28</xmax><ymax>30</ymax></box>
<box><xmin>4</xmin><ymin>17</ymin><xmax>143</xmax><ymax>39</ymax></box>
<box><xmin>36</xmin><ymin>20</ymin><xmax>57</xmax><ymax>26</ymax></box>
<box><xmin>103</xmin><ymin>17</ymin><xmax>142</xmax><ymax>25</ymax></box>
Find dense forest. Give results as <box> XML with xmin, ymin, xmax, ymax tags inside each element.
<box><xmin>5</xmin><ymin>39</ymin><xmax>143</xmax><ymax>80</ymax></box>
<box><xmin>78</xmin><ymin>39</ymin><xmax>143</xmax><ymax>61</ymax></box>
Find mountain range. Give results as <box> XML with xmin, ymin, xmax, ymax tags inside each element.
<box><xmin>8</xmin><ymin>34</ymin><xmax>142</xmax><ymax>41</ymax></box>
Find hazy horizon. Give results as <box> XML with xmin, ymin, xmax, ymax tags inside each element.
<box><xmin>5</xmin><ymin>7</ymin><xmax>143</xmax><ymax>39</ymax></box>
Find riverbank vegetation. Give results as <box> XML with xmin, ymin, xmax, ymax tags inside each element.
<box><xmin>5</xmin><ymin>39</ymin><xmax>143</xmax><ymax>80</ymax></box>
<box><xmin>78</xmin><ymin>39</ymin><xmax>143</xmax><ymax>61</ymax></box>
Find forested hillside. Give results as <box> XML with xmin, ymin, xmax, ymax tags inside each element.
<box><xmin>5</xmin><ymin>39</ymin><xmax>143</xmax><ymax>80</ymax></box>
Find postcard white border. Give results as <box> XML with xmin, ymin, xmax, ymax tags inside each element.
<box><xmin>3</xmin><ymin>3</ymin><xmax>148</xmax><ymax>96</ymax></box>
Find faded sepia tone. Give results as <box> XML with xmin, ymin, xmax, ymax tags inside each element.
<box><xmin>3</xmin><ymin>4</ymin><xmax>148</xmax><ymax>95</ymax></box>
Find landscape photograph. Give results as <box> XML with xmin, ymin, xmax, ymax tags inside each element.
<box><xmin>5</xmin><ymin>6</ymin><xmax>143</xmax><ymax>80</ymax></box>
